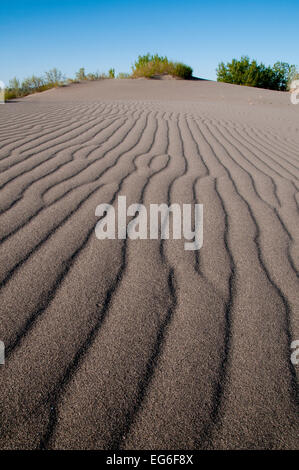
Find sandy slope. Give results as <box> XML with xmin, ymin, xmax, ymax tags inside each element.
<box><xmin>0</xmin><ymin>79</ymin><xmax>298</xmax><ymax>450</ymax></box>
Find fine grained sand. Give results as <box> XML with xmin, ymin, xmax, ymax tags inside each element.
<box><xmin>0</xmin><ymin>79</ymin><xmax>298</xmax><ymax>450</ymax></box>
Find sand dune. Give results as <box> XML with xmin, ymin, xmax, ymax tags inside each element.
<box><xmin>0</xmin><ymin>79</ymin><xmax>298</xmax><ymax>450</ymax></box>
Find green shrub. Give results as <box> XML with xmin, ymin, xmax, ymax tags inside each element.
<box><xmin>75</xmin><ymin>67</ymin><xmax>86</xmax><ymax>81</ymax></box>
<box><xmin>217</xmin><ymin>56</ymin><xmax>296</xmax><ymax>91</ymax></box>
<box><xmin>173</xmin><ymin>62</ymin><xmax>193</xmax><ymax>79</ymax></box>
<box><xmin>131</xmin><ymin>53</ymin><xmax>193</xmax><ymax>79</ymax></box>
<box><xmin>9</xmin><ymin>77</ymin><xmax>21</xmax><ymax>91</ymax></box>
<box><xmin>85</xmin><ymin>71</ymin><xmax>111</xmax><ymax>80</ymax></box>
<box><xmin>85</xmin><ymin>71</ymin><xmax>110</xmax><ymax>80</ymax></box>
<box><xmin>45</xmin><ymin>68</ymin><xmax>65</xmax><ymax>85</ymax></box>
<box><xmin>66</xmin><ymin>78</ymin><xmax>80</xmax><ymax>84</ymax></box>
<box><xmin>5</xmin><ymin>69</ymin><xmax>65</xmax><ymax>101</ymax></box>
<box><xmin>86</xmin><ymin>72</ymin><xmax>100</xmax><ymax>80</ymax></box>
<box><xmin>5</xmin><ymin>89</ymin><xmax>18</xmax><ymax>100</ymax></box>
<box><xmin>5</xmin><ymin>64</ymin><xmax>112</xmax><ymax>101</ymax></box>
<box><xmin>117</xmin><ymin>72</ymin><xmax>131</xmax><ymax>79</ymax></box>
<box><xmin>22</xmin><ymin>75</ymin><xmax>45</xmax><ymax>93</ymax></box>
<box><xmin>108</xmin><ymin>68</ymin><xmax>115</xmax><ymax>78</ymax></box>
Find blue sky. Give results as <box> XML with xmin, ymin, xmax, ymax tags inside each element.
<box><xmin>1</xmin><ymin>0</ymin><xmax>298</xmax><ymax>84</ymax></box>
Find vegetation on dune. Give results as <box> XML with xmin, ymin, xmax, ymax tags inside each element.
<box><xmin>74</xmin><ymin>67</ymin><xmax>112</xmax><ymax>81</ymax></box>
<box><xmin>44</xmin><ymin>68</ymin><xmax>65</xmax><ymax>85</ymax></box>
<box><xmin>216</xmin><ymin>56</ymin><xmax>297</xmax><ymax>91</ymax></box>
<box><xmin>5</xmin><ymin>68</ymin><xmax>66</xmax><ymax>100</ymax></box>
<box><xmin>4</xmin><ymin>66</ymin><xmax>117</xmax><ymax>101</ymax></box>
<box><xmin>4</xmin><ymin>54</ymin><xmax>193</xmax><ymax>101</ymax></box>
<box><xmin>131</xmin><ymin>53</ymin><xmax>193</xmax><ymax>79</ymax></box>
<box><xmin>117</xmin><ymin>72</ymin><xmax>131</xmax><ymax>79</ymax></box>
<box><xmin>75</xmin><ymin>67</ymin><xmax>87</xmax><ymax>81</ymax></box>
<box><xmin>5</xmin><ymin>55</ymin><xmax>297</xmax><ymax>101</ymax></box>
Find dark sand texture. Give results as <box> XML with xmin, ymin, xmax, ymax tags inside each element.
<box><xmin>0</xmin><ymin>79</ymin><xmax>298</xmax><ymax>449</ymax></box>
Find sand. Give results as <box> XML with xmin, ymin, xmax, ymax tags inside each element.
<box><xmin>0</xmin><ymin>78</ymin><xmax>298</xmax><ymax>450</ymax></box>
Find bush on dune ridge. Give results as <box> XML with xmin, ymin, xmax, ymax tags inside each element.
<box><xmin>74</xmin><ymin>67</ymin><xmax>109</xmax><ymax>81</ymax></box>
<box><xmin>5</xmin><ymin>68</ymin><xmax>66</xmax><ymax>100</ymax></box>
<box><xmin>5</xmin><ymin>55</ymin><xmax>296</xmax><ymax>101</ymax></box>
<box><xmin>131</xmin><ymin>53</ymin><xmax>193</xmax><ymax>79</ymax></box>
<box><xmin>4</xmin><ymin>55</ymin><xmax>193</xmax><ymax>101</ymax></box>
<box><xmin>217</xmin><ymin>56</ymin><xmax>297</xmax><ymax>91</ymax></box>
<box><xmin>4</xmin><ymin>66</ymin><xmax>116</xmax><ymax>100</ymax></box>
<box><xmin>117</xmin><ymin>72</ymin><xmax>131</xmax><ymax>79</ymax></box>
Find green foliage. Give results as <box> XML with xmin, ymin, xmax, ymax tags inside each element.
<box><xmin>173</xmin><ymin>62</ymin><xmax>193</xmax><ymax>79</ymax></box>
<box><xmin>45</xmin><ymin>68</ymin><xmax>65</xmax><ymax>85</ymax></box>
<box><xmin>4</xmin><ymin>89</ymin><xmax>19</xmax><ymax>100</ymax></box>
<box><xmin>9</xmin><ymin>77</ymin><xmax>21</xmax><ymax>90</ymax></box>
<box><xmin>5</xmin><ymin>64</ymin><xmax>115</xmax><ymax>101</ymax></box>
<box><xmin>272</xmin><ymin>62</ymin><xmax>296</xmax><ymax>90</ymax></box>
<box><xmin>133</xmin><ymin>53</ymin><xmax>168</xmax><ymax>70</ymax></box>
<box><xmin>117</xmin><ymin>72</ymin><xmax>131</xmax><ymax>79</ymax></box>
<box><xmin>76</xmin><ymin>69</ymin><xmax>115</xmax><ymax>80</ymax></box>
<box><xmin>75</xmin><ymin>67</ymin><xmax>86</xmax><ymax>81</ymax></box>
<box><xmin>86</xmin><ymin>71</ymin><xmax>110</xmax><ymax>80</ymax></box>
<box><xmin>216</xmin><ymin>56</ymin><xmax>296</xmax><ymax>91</ymax></box>
<box><xmin>5</xmin><ymin>68</ymin><xmax>65</xmax><ymax>101</ymax></box>
<box><xmin>4</xmin><ymin>55</ymin><xmax>194</xmax><ymax>101</ymax></box>
<box><xmin>86</xmin><ymin>72</ymin><xmax>101</xmax><ymax>80</ymax></box>
<box><xmin>22</xmin><ymin>75</ymin><xmax>45</xmax><ymax>93</ymax></box>
<box><xmin>131</xmin><ymin>53</ymin><xmax>193</xmax><ymax>79</ymax></box>
<box><xmin>66</xmin><ymin>78</ymin><xmax>80</xmax><ymax>84</ymax></box>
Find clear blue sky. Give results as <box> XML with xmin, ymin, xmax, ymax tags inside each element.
<box><xmin>1</xmin><ymin>0</ymin><xmax>298</xmax><ymax>84</ymax></box>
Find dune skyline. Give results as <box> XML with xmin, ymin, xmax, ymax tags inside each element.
<box><xmin>2</xmin><ymin>0</ymin><xmax>298</xmax><ymax>84</ymax></box>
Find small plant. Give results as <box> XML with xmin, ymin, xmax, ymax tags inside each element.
<box><xmin>5</xmin><ymin>89</ymin><xmax>19</xmax><ymax>100</ymax></box>
<box><xmin>131</xmin><ymin>53</ymin><xmax>193</xmax><ymax>79</ymax></box>
<box><xmin>5</xmin><ymin>69</ymin><xmax>67</xmax><ymax>100</ymax></box>
<box><xmin>86</xmin><ymin>72</ymin><xmax>100</xmax><ymax>80</ymax></box>
<box><xmin>45</xmin><ymin>68</ymin><xmax>65</xmax><ymax>85</ymax></box>
<box><xmin>108</xmin><ymin>68</ymin><xmax>115</xmax><ymax>79</ymax></box>
<box><xmin>22</xmin><ymin>75</ymin><xmax>45</xmax><ymax>93</ymax></box>
<box><xmin>75</xmin><ymin>67</ymin><xmax>86</xmax><ymax>81</ymax></box>
<box><xmin>173</xmin><ymin>62</ymin><xmax>193</xmax><ymax>79</ymax></box>
<box><xmin>117</xmin><ymin>72</ymin><xmax>130</xmax><ymax>79</ymax></box>
<box><xmin>9</xmin><ymin>77</ymin><xmax>21</xmax><ymax>90</ymax></box>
